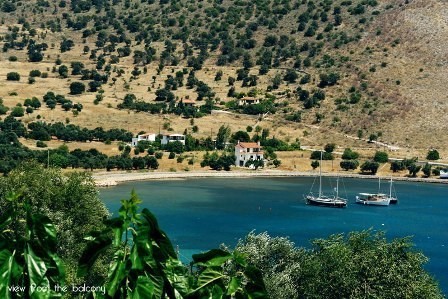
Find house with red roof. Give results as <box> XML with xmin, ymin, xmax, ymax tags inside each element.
<box><xmin>179</xmin><ymin>99</ymin><xmax>197</xmax><ymax>107</ymax></box>
<box><xmin>234</xmin><ymin>141</ymin><xmax>264</xmax><ymax>167</ymax></box>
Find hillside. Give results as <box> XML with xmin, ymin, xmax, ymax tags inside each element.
<box><xmin>0</xmin><ymin>0</ymin><xmax>446</xmax><ymax>160</ymax></box>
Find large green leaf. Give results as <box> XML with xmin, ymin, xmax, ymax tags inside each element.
<box><xmin>105</xmin><ymin>251</ymin><xmax>128</xmax><ymax>297</ymax></box>
<box><xmin>232</xmin><ymin>251</ymin><xmax>248</xmax><ymax>268</ymax></box>
<box><xmin>130</xmin><ymin>242</ymin><xmax>145</xmax><ymax>271</ymax></box>
<box><xmin>104</xmin><ymin>217</ymin><xmax>125</xmax><ymax>247</ymax></box>
<box><xmin>30</xmin><ymin>214</ymin><xmax>57</xmax><ymax>250</ymax></box>
<box><xmin>192</xmin><ymin>249</ymin><xmax>232</xmax><ymax>267</ymax></box>
<box><xmin>147</xmin><ymin>273</ymin><xmax>164</xmax><ymax>299</ymax></box>
<box><xmin>24</xmin><ymin>245</ymin><xmax>62</xmax><ymax>299</ymax></box>
<box><xmin>141</xmin><ymin>209</ymin><xmax>176</xmax><ymax>260</ymax></box>
<box><xmin>0</xmin><ymin>250</ymin><xmax>22</xmax><ymax>299</ymax></box>
<box><xmin>131</xmin><ymin>219</ymin><xmax>152</xmax><ymax>271</ymax></box>
<box><xmin>163</xmin><ymin>258</ymin><xmax>190</xmax><ymax>297</ymax></box>
<box><xmin>226</xmin><ymin>277</ymin><xmax>242</xmax><ymax>296</ymax></box>
<box><xmin>25</xmin><ymin>244</ymin><xmax>47</xmax><ymax>290</ymax></box>
<box><xmin>77</xmin><ymin>230</ymin><xmax>113</xmax><ymax>277</ymax></box>
<box><xmin>211</xmin><ymin>284</ymin><xmax>224</xmax><ymax>299</ymax></box>
<box><xmin>29</xmin><ymin>214</ymin><xmax>65</xmax><ymax>284</ymax></box>
<box><xmin>130</xmin><ymin>276</ymin><xmax>154</xmax><ymax>299</ymax></box>
<box><xmin>195</xmin><ymin>268</ymin><xmax>225</xmax><ymax>291</ymax></box>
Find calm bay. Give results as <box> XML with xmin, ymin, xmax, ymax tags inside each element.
<box><xmin>100</xmin><ymin>176</ymin><xmax>448</xmax><ymax>293</ymax></box>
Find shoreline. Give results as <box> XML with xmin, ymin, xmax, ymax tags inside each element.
<box><xmin>93</xmin><ymin>169</ymin><xmax>448</xmax><ymax>187</ymax></box>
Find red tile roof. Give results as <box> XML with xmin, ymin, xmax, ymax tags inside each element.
<box><xmin>237</xmin><ymin>142</ymin><xmax>262</xmax><ymax>148</ymax></box>
<box><xmin>181</xmin><ymin>99</ymin><xmax>196</xmax><ymax>104</ymax></box>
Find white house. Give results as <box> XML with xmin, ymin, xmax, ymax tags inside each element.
<box><xmin>237</xmin><ymin>97</ymin><xmax>260</xmax><ymax>106</ymax></box>
<box><xmin>161</xmin><ymin>133</ymin><xmax>185</xmax><ymax>145</ymax></box>
<box><xmin>131</xmin><ymin>133</ymin><xmax>156</xmax><ymax>147</ymax></box>
<box><xmin>235</xmin><ymin>141</ymin><xmax>264</xmax><ymax>167</ymax></box>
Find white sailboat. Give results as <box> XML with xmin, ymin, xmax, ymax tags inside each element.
<box><xmin>356</xmin><ymin>177</ymin><xmax>397</xmax><ymax>206</ymax></box>
<box><xmin>387</xmin><ymin>177</ymin><xmax>398</xmax><ymax>204</ymax></box>
<box><xmin>304</xmin><ymin>152</ymin><xmax>347</xmax><ymax>208</ymax></box>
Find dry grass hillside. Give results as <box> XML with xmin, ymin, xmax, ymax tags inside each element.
<box><xmin>364</xmin><ymin>0</ymin><xmax>448</xmax><ymax>150</ymax></box>
<box><xmin>0</xmin><ymin>0</ymin><xmax>447</xmax><ymax>166</ymax></box>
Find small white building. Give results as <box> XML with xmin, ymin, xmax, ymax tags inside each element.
<box><xmin>235</xmin><ymin>141</ymin><xmax>264</xmax><ymax>167</ymax></box>
<box><xmin>131</xmin><ymin>133</ymin><xmax>156</xmax><ymax>147</ymax></box>
<box><xmin>238</xmin><ymin>97</ymin><xmax>260</xmax><ymax>106</ymax></box>
<box><xmin>237</xmin><ymin>97</ymin><xmax>260</xmax><ymax>106</ymax></box>
<box><xmin>161</xmin><ymin>133</ymin><xmax>185</xmax><ymax>145</ymax></box>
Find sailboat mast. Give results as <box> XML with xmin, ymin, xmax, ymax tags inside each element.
<box><xmin>319</xmin><ymin>151</ymin><xmax>322</xmax><ymax>197</ymax></box>
<box><xmin>335</xmin><ymin>175</ymin><xmax>339</xmax><ymax>199</ymax></box>
<box><xmin>336</xmin><ymin>176</ymin><xmax>339</xmax><ymax>199</ymax></box>
<box><xmin>378</xmin><ymin>177</ymin><xmax>381</xmax><ymax>194</ymax></box>
<box><xmin>389</xmin><ymin>177</ymin><xmax>392</xmax><ymax>198</ymax></box>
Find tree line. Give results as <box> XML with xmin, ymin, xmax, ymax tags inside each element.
<box><xmin>310</xmin><ymin>144</ymin><xmax>443</xmax><ymax>177</ymax></box>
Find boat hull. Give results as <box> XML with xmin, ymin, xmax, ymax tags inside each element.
<box><xmin>356</xmin><ymin>195</ymin><xmax>390</xmax><ymax>206</ymax></box>
<box><xmin>389</xmin><ymin>197</ymin><xmax>398</xmax><ymax>204</ymax></box>
<box><xmin>306</xmin><ymin>196</ymin><xmax>347</xmax><ymax>208</ymax></box>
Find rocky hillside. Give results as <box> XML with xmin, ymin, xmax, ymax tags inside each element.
<box><xmin>0</xmin><ymin>0</ymin><xmax>446</xmax><ymax>156</ymax></box>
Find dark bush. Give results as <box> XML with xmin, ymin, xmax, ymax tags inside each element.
<box><xmin>6</xmin><ymin>72</ymin><xmax>20</xmax><ymax>81</ymax></box>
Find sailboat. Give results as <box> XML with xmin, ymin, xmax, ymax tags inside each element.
<box><xmin>388</xmin><ymin>177</ymin><xmax>398</xmax><ymax>204</ymax></box>
<box><xmin>304</xmin><ymin>152</ymin><xmax>347</xmax><ymax>208</ymax></box>
<box><xmin>356</xmin><ymin>177</ymin><xmax>397</xmax><ymax>206</ymax></box>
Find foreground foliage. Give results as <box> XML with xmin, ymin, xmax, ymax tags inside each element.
<box><xmin>0</xmin><ymin>162</ymin><xmax>110</xmax><ymax>286</ymax></box>
<box><xmin>79</xmin><ymin>190</ymin><xmax>267</xmax><ymax>298</ymax></box>
<box><xmin>236</xmin><ymin>231</ymin><xmax>444</xmax><ymax>299</ymax></box>
<box><xmin>0</xmin><ymin>192</ymin><xmax>65</xmax><ymax>298</ymax></box>
<box><xmin>0</xmin><ymin>177</ymin><xmax>267</xmax><ymax>298</ymax></box>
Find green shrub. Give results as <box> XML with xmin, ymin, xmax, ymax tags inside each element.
<box><xmin>10</xmin><ymin>106</ymin><xmax>24</xmax><ymax>117</ymax></box>
<box><xmin>69</xmin><ymin>82</ymin><xmax>86</xmax><ymax>95</ymax></box>
<box><xmin>373</xmin><ymin>151</ymin><xmax>388</xmax><ymax>163</ymax></box>
<box><xmin>6</xmin><ymin>72</ymin><xmax>20</xmax><ymax>81</ymax></box>
<box><xmin>29</xmin><ymin>70</ymin><xmax>42</xmax><ymax>77</ymax></box>
<box><xmin>426</xmin><ymin>149</ymin><xmax>440</xmax><ymax>161</ymax></box>
<box><xmin>340</xmin><ymin>160</ymin><xmax>359</xmax><ymax>171</ymax></box>
<box><xmin>36</xmin><ymin>140</ymin><xmax>47</xmax><ymax>148</ymax></box>
<box><xmin>360</xmin><ymin>160</ymin><xmax>380</xmax><ymax>174</ymax></box>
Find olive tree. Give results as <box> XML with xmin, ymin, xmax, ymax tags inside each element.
<box><xmin>236</xmin><ymin>231</ymin><xmax>444</xmax><ymax>298</ymax></box>
<box><xmin>426</xmin><ymin>149</ymin><xmax>440</xmax><ymax>161</ymax></box>
<box><xmin>69</xmin><ymin>82</ymin><xmax>86</xmax><ymax>95</ymax></box>
<box><xmin>6</xmin><ymin>72</ymin><xmax>20</xmax><ymax>81</ymax></box>
<box><xmin>0</xmin><ymin>162</ymin><xmax>110</xmax><ymax>284</ymax></box>
<box><xmin>373</xmin><ymin>151</ymin><xmax>389</xmax><ymax>163</ymax></box>
<box><xmin>360</xmin><ymin>160</ymin><xmax>380</xmax><ymax>174</ymax></box>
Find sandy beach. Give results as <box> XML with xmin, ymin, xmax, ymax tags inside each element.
<box><xmin>93</xmin><ymin>169</ymin><xmax>448</xmax><ymax>187</ymax></box>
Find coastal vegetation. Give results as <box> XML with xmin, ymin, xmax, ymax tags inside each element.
<box><xmin>0</xmin><ymin>165</ymin><xmax>444</xmax><ymax>298</ymax></box>
<box><xmin>236</xmin><ymin>231</ymin><xmax>444</xmax><ymax>298</ymax></box>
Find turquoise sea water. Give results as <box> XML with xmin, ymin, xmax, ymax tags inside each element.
<box><xmin>99</xmin><ymin>176</ymin><xmax>448</xmax><ymax>293</ymax></box>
